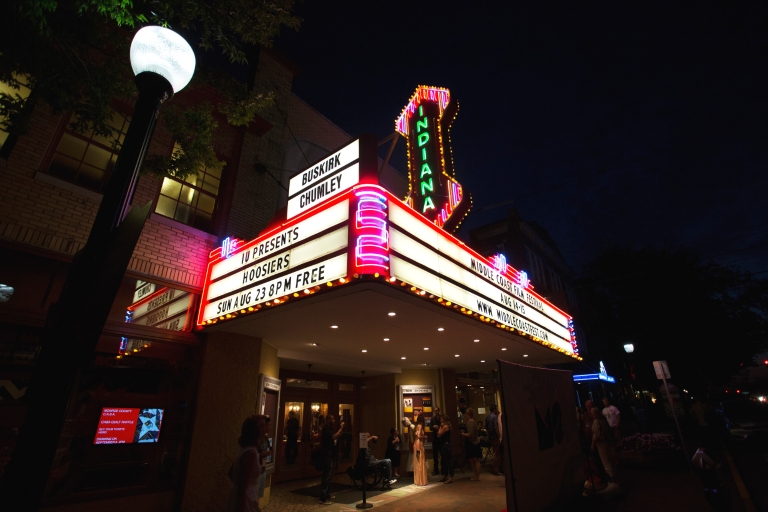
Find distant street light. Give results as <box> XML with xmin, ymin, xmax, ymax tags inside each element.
<box><xmin>624</xmin><ymin>343</ymin><xmax>635</xmax><ymax>354</ymax></box>
<box><xmin>0</xmin><ymin>27</ymin><xmax>195</xmax><ymax>510</ymax></box>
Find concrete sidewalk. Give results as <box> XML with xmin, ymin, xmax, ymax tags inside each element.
<box><xmin>265</xmin><ymin>461</ymin><xmax>734</xmax><ymax>512</ymax></box>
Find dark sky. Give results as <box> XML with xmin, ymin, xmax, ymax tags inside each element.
<box><xmin>272</xmin><ymin>1</ymin><xmax>768</xmax><ymax>275</ymax></box>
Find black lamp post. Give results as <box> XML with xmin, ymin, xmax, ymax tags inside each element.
<box><xmin>0</xmin><ymin>27</ymin><xmax>195</xmax><ymax>511</ymax></box>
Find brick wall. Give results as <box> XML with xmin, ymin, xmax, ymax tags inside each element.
<box><xmin>223</xmin><ymin>51</ymin><xmax>293</xmax><ymax>242</ymax></box>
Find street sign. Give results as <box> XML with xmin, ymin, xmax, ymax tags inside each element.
<box><xmin>653</xmin><ymin>360</ymin><xmax>671</xmax><ymax>380</ymax></box>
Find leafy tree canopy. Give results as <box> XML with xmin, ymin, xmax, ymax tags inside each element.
<box><xmin>577</xmin><ymin>247</ymin><xmax>768</xmax><ymax>392</ymax></box>
<box><xmin>0</xmin><ymin>0</ymin><xmax>300</xmax><ymax>179</ymax></box>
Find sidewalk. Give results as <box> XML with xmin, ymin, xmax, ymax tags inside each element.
<box><xmin>265</xmin><ymin>458</ymin><xmax>741</xmax><ymax>512</ymax></box>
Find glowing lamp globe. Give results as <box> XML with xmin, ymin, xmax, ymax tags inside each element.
<box><xmin>130</xmin><ymin>26</ymin><xmax>195</xmax><ymax>93</ymax></box>
<box><xmin>623</xmin><ymin>343</ymin><xmax>635</xmax><ymax>354</ymax></box>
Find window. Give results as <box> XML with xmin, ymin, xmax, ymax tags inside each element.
<box><xmin>0</xmin><ymin>75</ymin><xmax>32</xmax><ymax>154</ymax></box>
<box><xmin>46</xmin><ymin>110</ymin><xmax>130</xmax><ymax>192</ymax></box>
<box><xmin>549</xmin><ymin>269</ymin><xmax>562</xmax><ymax>292</ymax></box>
<box><xmin>154</xmin><ymin>145</ymin><xmax>222</xmax><ymax>232</ymax></box>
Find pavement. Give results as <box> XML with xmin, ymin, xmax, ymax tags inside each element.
<box><xmin>263</xmin><ymin>455</ymin><xmax>747</xmax><ymax>512</ymax></box>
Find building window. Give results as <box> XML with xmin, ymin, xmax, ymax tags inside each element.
<box><xmin>154</xmin><ymin>145</ymin><xmax>222</xmax><ymax>232</ymax></box>
<box><xmin>46</xmin><ymin>110</ymin><xmax>130</xmax><ymax>192</ymax></box>
<box><xmin>549</xmin><ymin>269</ymin><xmax>562</xmax><ymax>292</ymax></box>
<box><xmin>0</xmin><ymin>75</ymin><xmax>32</xmax><ymax>154</ymax></box>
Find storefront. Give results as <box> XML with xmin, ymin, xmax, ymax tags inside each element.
<box><xmin>183</xmin><ymin>90</ymin><xmax>582</xmax><ymax>508</ymax></box>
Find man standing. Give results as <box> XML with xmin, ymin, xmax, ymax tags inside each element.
<box><xmin>602</xmin><ymin>397</ymin><xmax>621</xmax><ymax>441</ymax></box>
<box><xmin>431</xmin><ymin>406</ymin><xmax>442</xmax><ymax>476</ymax></box>
<box><xmin>486</xmin><ymin>405</ymin><xmax>502</xmax><ymax>475</ymax></box>
<box><xmin>319</xmin><ymin>415</ymin><xmax>344</xmax><ymax>505</ymax></box>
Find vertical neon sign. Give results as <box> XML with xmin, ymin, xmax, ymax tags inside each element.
<box><xmin>395</xmin><ymin>85</ymin><xmax>471</xmax><ymax>233</ymax></box>
<box><xmin>355</xmin><ymin>190</ymin><xmax>389</xmax><ymax>270</ymax></box>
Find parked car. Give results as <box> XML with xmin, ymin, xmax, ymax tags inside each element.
<box><xmin>718</xmin><ymin>399</ymin><xmax>768</xmax><ymax>441</ymax></box>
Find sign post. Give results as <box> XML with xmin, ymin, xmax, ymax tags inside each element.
<box><xmin>653</xmin><ymin>361</ymin><xmax>694</xmax><ymax>474</ymax></box>
<box><xmin>356</xmin><ymin>433</ymin><xmax>373</xmax><ymax>509</ymax></box>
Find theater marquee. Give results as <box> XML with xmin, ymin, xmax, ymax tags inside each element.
<box><xmin>197</xmin><ymin>93</ymin><xmax>579</xmax><ymax>359</ymax></box>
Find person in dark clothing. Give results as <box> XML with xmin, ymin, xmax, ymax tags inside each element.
<box><xmin>437</xmin><ymin>415</ymin><xmax>454</xmax><ymax>484</ymax></box>
<box><xmin>385</xmin><ymin>427</ymin><xmax>402</xmax><ymax>478</ymax></box>
<box><xmin>284</xmin><ymin>410</ymin><xmax>300</xmax><ymax>464</ymax></box>
<box><xmin>319</xmin><ymin>415</ymin><xmax>344</xmax><ymax>505</ymax></box>
<box><xmin>431</xmin><ymin>406</ymin><xmax>442</xmax><ymax>475</ymax></box>
<box><xmin>485</xmin><ymin>405</ymin><xmax>502</xmax><ymax>475</ymax></box>
<box><xmin>364</xmin><ymin>434</ymin><xmax>397</xmax><ymax>490</ymax></box>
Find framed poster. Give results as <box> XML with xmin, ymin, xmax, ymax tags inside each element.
<box><xmin>398</xmin><ymin>385</ymin><xmax>436</xmax><ymax>449</ymax></box>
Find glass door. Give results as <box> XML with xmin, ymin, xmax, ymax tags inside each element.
<box><xmin>275</xmin><ymin>399</ymin><xmax>329</xmax><ymax>481</ymax></box>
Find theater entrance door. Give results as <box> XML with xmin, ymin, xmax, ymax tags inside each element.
<box><xmin>273</xmin><ymin>369</ymin><xmax>358</xmax><ymax>482</ymax></box>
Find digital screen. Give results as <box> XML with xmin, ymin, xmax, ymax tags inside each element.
<box><xmin>94</xmin><ymin>408</ymin><xmax>164</xmax><ymax>444</ymax></box>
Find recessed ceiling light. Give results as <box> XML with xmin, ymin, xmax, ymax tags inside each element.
<box><xmin>438</xmin><ymin>327</ymin><xmax>444</xmax><ymax>331</ymax></box>
<box><xmin>330</xmin><ymin>325</ymin><xmax>338</xmax><ymax>329</ymax></box>
<box><xmin>481</xmin><ymin>360</ymin><xmax>485</xmax><ymax>363</ymax></box>
<box><xmin>388</xmin><ymin>312</ymin><xmax>396</xmax><ymax>316</ymax></box>
<box><xmin>480</xmin><ymin>387</ymin><xmax>485</xmax><ymax>389</ymax></box>
<box><xmin>383</xmin><ymin>338</ymin><xmax>390</xmax><ymax>341</ymax></box>
<box><xmin>401</xmin><ymin>356</ymin><xmax>406</xmax><ymax>360</ymax></box>
<box><xmin>474</xmin><ymin>339</ymin><xmax>480</xmax><ymax>343</ymax></box>
<box><xmin>523</xmin><ymin>354</ymin><xmax>529</xmax><ymax>357</ymax></box>
<box><xmin>424</xmin><ymin>347</ymin><xmax>429</xmax><ymax>350</ymax></box>
<box><xmin>361</xmin><ymin>349</ymin><xmax>367</xmax><ymax>353</ymax></box>
<box><xmin>455</xmin><ymin>354</ymin><xmax>460</xmax><ymax>357</ymax></box>
<box><xmin>502</xmin><ymin>348</ymin><xmax>507</xmax><ymax>351</ymax></box>
<box><xmin>311</xmin><ymin>343</ymin><xmax>317</xmax><ymax>346</ymax></box>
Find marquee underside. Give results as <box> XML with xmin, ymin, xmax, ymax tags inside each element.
<box><xmin>204</xmin><ymin>281</ymin><xmax>576</xmax><ymax>376</ymax></box>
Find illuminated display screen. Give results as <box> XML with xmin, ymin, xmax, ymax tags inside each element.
<box><xmin>94</xmin><ymin>408</ymin><xmax>164</xmax><ymax>444</ymax></box>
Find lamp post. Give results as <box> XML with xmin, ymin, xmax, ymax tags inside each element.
<box><xmin>0</xmin><ymin>27</ymin><xmax>195</xmax><ymax>510</ymax></box>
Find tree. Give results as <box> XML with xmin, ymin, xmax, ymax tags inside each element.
<box><xmin>0</xmin><ymin>0</ymin><xmax>300</xmax><ymax>177</ymax></box>
<box><xmin>577</xmin><ymin>247</ymin><xmax>768</xmax><ymax>392</ymax></box>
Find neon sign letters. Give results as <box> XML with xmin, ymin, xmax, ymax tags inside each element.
<box><xmin>396</xmin><ymin>86</ymin><xmax>471</xmax><ymax>232</ymax></box>
<box><xmin>355</xmin><ymin>190</ymin><xmax>389</xmax><ymax>270</ymax></box>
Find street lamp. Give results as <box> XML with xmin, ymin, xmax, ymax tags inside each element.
<box><xmin>90</xmin><ymin>26</ymin><xmax>196</xmax><ymax>240</ymax></box>
<box><xmin>0</xmin><ymin>27</ymin><xmax>195</xmax><ymax>510</ymax></box>
<box><xmin>624</xmin><ymin>343</ymin><xmax>635</xmax><ymax>354</ymax></box>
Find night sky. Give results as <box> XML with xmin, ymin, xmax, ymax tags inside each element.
<box><xmin>272</xmin><ymin>1</ymin><xmax>768</xmax><ymax>275</ymax></box>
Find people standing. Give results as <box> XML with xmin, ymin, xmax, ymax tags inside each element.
<box><xmin>257</xmin><ymin>417</ymin><xmax>272</xmax><ymax>501</ymax></box>
<box><xmin>431</xmin><ymin>406</ymin><xmax>442</xmax><ymax>475</ymax></box>
<box><xmin>319</xmin><ymin>414</ymin><xmax>345</xmax><ymax>505</ymax></box>
<box><xmin>602</xmin><ymin>397</ymin><xmax>621</xmax><ymax>441</ymax></box>
<box><xmin>400</xmin><ymin>418</ymin><xmax>413</xmax><ymax>476</ymax></box>
<box><xmin>386</xmin><ymin>428</ymin><xmax>402</xmax><ymax>478</ymax></box>
<box><xmin>461</xmin><ymin>407</ymin><xmax>482</xmax><ymax>481</ymax></box>
<box><xmin>437</xmin><ymin>415</ymin><xmax>454</xmax><ymax>484</ymax></box>
<box><xmin>402</xmin><ymin>416</ymin><xmax>416</xmax><ymax>474</ymax></box>
<box><xmin>284</xmin><ymin>410</ymin><xmax>299</xmax><ymax>464</ymax></box>
<box><xmin>485</xmin><ymin>405</ymin><xmax>502</xmax><ymax>475</ymax></box>
<box><xmin>226</xmin><ymin>415</ymin><xmax>267</xmax><ymax>512</ymax></box>
<box><xmin>412</xmin><ymin>414</ymin><xmax>428</xmax><ymax>485</ymax></box>
<box><xmin>591</xmin><ymin>408</ymin><xmax>618</xmax><ymax>488</ymax></box>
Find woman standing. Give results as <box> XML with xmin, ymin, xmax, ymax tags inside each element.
<box><xmin>386</xmin><ymin>427</ymin><xmax>402</xmax><ymax>478</ymax></box>
<box><xmin>437</xmin><ymin>415</ymin><xmax>454</xmax><ymax>484</ymax></box>
<box><xmin>226</xmin><ymin>415</ymin><xmax>267</xmax><ymax>512</ymax></box>
<box><xmin>412</xmin><ymin>414</ymin><xmax>429</xmax><ymax>485</ymax></box>
<box><xmin>591</xmin><ymin>408</ymin><xmax>617</xmax><ymax>487</ymax></box>
<box><xmin>461</xmin><ymin>407</ymin><xmax>482</xmax><ymax>481</ymax></box>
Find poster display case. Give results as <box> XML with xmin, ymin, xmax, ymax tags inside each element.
<box><xmin>398</xmin><ymin>384</ymin><xmax>436</xmax><ymax>449</ymax></box>
<box><xmin>257</xmin><ymin>374</ymin><xmax>281</xmax><ymax>475</ymax></box>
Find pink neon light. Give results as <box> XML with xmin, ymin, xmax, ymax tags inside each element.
<box><xmin>395</xmin><ymin>86</ymin><xmax>451</xmax><ymax>136</ymax></box>
<box><xmin>355</xmin><ymin>190</ymin><xmax>389</xmax><ymax>269</ymax></box>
